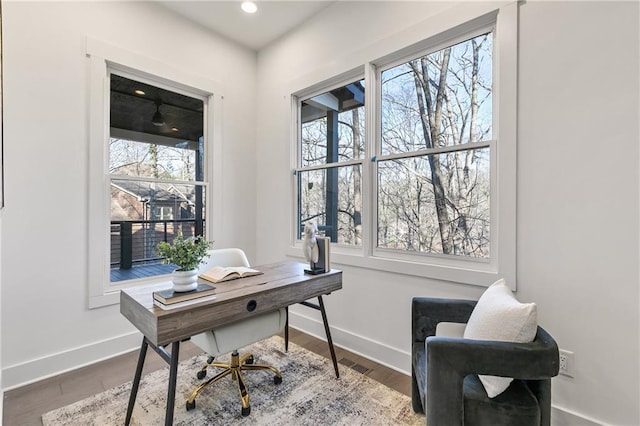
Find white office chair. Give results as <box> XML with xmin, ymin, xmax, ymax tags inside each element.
<box><xmin>186</xmin><ymin>248</ymin><xmax>287</xmax><ymax>416</ymax></box>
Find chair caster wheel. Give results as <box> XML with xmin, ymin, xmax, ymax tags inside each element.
<box><xmin>241</xmin><ymin>405</ymin><xmax>251</xmax><ymax>416</ymax></box>
<box><xmin>196</xmin><ymin>370</ymin><xmax>207</xmax><ymax>380</ymax></box>
<box><xmin>207</xmin><ymin>356</ymin><xmax>215</xmax><ymax>364</ymax></box>
<box><xmin>186</xmin><ymin>400</ymin><xmax>196</xmax><ymax>411</ymax></box>
<box><xmin>245</xmin><ymin>355</ymin><xmax>254</xmax><ymax>365</ymax></box>
<box><xmin>274</xmin><ymin>375</ymin><xmax>282</xmax><ymax>385</ymax></box>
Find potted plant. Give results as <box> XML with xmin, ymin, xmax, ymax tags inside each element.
<box><xmin>157</xmin><ymin>230</ymin><xmax>212</xmax><ymax>292</ymax></box>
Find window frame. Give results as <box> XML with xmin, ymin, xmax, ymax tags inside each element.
<box><xmin>372</xmin><ymin>25</ymin><xmax>497</xmax><ymax>268</ymax></box>
<box><xmin>289</xmin><ymin>4</ymin><xmax>517</xmax><ymax>289</ymax></box>
<box><xmin>87</xmin><ymin>38</ymin><xmax>223</xmax><ymax>308</ymax></box>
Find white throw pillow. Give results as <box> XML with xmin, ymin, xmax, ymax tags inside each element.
<box><xmin>463</xmin><ymin>279</ymin><xmax>538</xmax><ymax>398</ymax></box>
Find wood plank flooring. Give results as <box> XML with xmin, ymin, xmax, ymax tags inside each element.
<box><xmin>3</xmin><ymin>328</ymin><xmax>411</xmax><ymax>425</ymax></box>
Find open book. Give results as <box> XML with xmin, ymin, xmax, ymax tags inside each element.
<box><xmin>199</xmin><ymin>266</ymin><xmax>263</xmax><ymax>283</ymax></box>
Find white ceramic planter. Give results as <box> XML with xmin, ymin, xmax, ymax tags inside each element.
<box><xmin>171</xmin><ymin>269</ymin><xmax>199</xmax><ymax>292</ymax></box>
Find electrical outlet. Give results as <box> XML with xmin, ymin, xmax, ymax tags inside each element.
<box><xmin>559</xmin><ymin>349</ymin><xmax>574</xmax><ymax>377</ymax></box>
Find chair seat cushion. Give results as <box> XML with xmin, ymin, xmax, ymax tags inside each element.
<box><xmin>463</xmin><ymin>375</ymin><xmax>540</xmax><ymax>426</ymax></box>
<box><xmin>191</xmin><ymin>308</ymin><xmax>287</xmax><ymax>356</ymax></box>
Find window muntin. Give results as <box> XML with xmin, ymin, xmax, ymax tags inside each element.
<box><xmin>297</xmin><ymin>79</ymin><xmax>365</xmax><ymax>245</ymax></box>
<box><xmin>377</xmin><ymin>32</ymin><xmax>493</xmax><ymax>259</ymax></box>
<box><xmin>109</xmin><ymin>73</ymin><xmax>206</xmax><ymax>282</ymax></box>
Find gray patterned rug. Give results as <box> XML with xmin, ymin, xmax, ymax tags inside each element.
<box><xmin>42</xmin><ymin>336</ymin><xmax>422</xmax><ymax>425</ymax></box>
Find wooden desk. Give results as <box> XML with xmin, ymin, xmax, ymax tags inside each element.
<box><xmin>120</xmin><ymin>261</ymin><xmax>342</xmax><ymax>426</ymax></box>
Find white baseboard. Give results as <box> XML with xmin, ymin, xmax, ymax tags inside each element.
<box><xmin>3</xmin><ymin>310</ymin><xmax>409</xmax><ymax>392</ymax></box>
<box><xmin>551</xmin><ymin>405</ymin><xmax>607</xmax><ymax>426</ymax></box>
<box><xmin>1</xmin><ymin>331</ymin><xmax>142</xmax><ymax>391</ymax></box>
<box><xmin>287</xmin><ymin>309</ymin><xmax>412</xmax><ymax>376</ymax></box>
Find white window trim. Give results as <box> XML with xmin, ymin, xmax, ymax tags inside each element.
<box><xmin>86</xmin><ymin>38</ymin><xmax>224</xmax><ymax>308</ymax></box>
<box><xmin>287</xmin><ymin>2</ymin><xmax>517</xmax><ymax>289</ymax></box>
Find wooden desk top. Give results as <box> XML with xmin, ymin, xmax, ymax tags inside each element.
<box><xmin>120</xmin><ymin>261</ymin><xmax>342</xmax><ymax>346</ymax></box>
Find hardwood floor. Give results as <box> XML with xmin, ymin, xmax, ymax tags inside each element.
<box><xmin>3</xmin><ymin>328</ymin><xmax>411</xmax><ymax>425</ymax></box>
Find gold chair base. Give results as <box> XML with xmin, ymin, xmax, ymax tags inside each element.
<box><xmin>186</xmin><ymin>350</ymin><xmax>282</xmax><ymax>416</ymax></box>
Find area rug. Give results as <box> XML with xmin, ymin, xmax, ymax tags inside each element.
<box><xmin>42</xmin><ymin>336</ymin><xmax>422</xmax><ymax>425</ymax></box>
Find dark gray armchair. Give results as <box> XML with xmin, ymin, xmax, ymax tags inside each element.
<box><xmin>411</xmin><ymin>297</ymin><xmax>559</xmax><ymax>426</ymax></box>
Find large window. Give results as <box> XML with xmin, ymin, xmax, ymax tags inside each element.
<box><xmin>292</xmin><ymin>7</ymin><xmax>517</xmax><ymax>287</ymax></box>
<box><xmin>87</xmin><ymin>38</ymin><xmax>220</xmax><ymax>307</ymax></box>
<box><xmin>377</xmin><ymin>32</ymin><xmax>492</xmax><ymax>258</ymax></box>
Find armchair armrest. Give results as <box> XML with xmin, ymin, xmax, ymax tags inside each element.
<box><xmin>426</xmin><ymin>326</ymin><xmax>559</xmax><ymax>425</ymax></box>
<box><xmin>412</xmin><ymin>297</ymin><xmax>477</xmax><ymax>344</ymax></box>
<box><xmin>427</xmin><ymin>327</ymin><xmax>559</xmax><ymax>379</ymax></box>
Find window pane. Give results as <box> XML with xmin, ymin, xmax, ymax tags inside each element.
<box><xmin>110</xmin><ymin>138</ymin><xmax>201</xmax><ymax>181</ymax></box>
<box><xmin>110</xmin><ymin>73</ymin><xmax>204</xmax><ymax>181</ymax></box>
<box><xmin>301</xmin><ymin>80</ymin><xmax>365</xmax><ymax>167</ymax></box>
<box><xmin>110</xmin><ymin>180</ymin><xmax>206</xmax><ymax>282</ymax></box>
<box><xmin>109</xmin><ymin>74</ymin><xmax>206</xmax><ymax>283</ymax></box>
<box><xmin>377</xmin><ymin>147</ymin><xmax>490</xmax><ymax>258</ymax></box>
<box><xmin>298</xmin><ymin>165</ymin><xmax>362</xmax><ymax>246</ymax></box>
<box><xmin>380</xmin><ymin>33</ymin><xmax>492</xmax><ymax>155</ymax></box>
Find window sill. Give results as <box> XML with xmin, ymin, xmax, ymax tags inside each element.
<box><xmin>285</xmin><ymin>245</ymin><xmax>507</xmax><ymax>289</ymax></box>
<box><xmin>89</xmin><ymin>274</ymin><xmax>173</xmax><ymax>309</ymax></box>
<box><xmin>89</xmin><ymin>290</ymin><xmax>120</xmax><ymax>309</ymax></box>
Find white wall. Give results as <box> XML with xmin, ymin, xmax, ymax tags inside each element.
<box><xmin>1</xmin><ymin>1</ymin><xmax>638</xmax><ymax>425</ymax></box>
<box><xmin>0</xmin><ymin>1</ymin><xmax>257</xmax><ymax>388</ymax></box>
<box><xmin>255</xmin><ymin>2</ymin><xmax>639</xmax><ymax>425</ymax></box>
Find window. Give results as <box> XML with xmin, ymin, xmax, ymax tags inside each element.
<box><xmin>296</xmin><ymin>79</ymin><xmax>365</xmax><ymax>246</ymax></box>
<box><xmin>292</xmin><ymin>6</ymin><xmax>517</xmax><ymax>287</ymax></box>
<box><xmin>108</xmin><ymin>73</ymin><xmax>206</xmax><ymax>283</ymax></box>
<box><xmin>87</xmin><ymin>38</ymin><xmax>221</xmax><ymax>307</ymax></box>
<box><xmin>377</xmin><ymin>32</ymin><xmax>492</xmax><ymax>258</ymax></box>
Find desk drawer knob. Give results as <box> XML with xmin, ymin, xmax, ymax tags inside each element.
<box><xmin>247</xmin><ymin>300</ymin><xmax>257</xmax><ymax>312</ymax></box>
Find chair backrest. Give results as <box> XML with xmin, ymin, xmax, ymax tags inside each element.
<box><xmin>198</xmin><ymin>248</ymin><xmax>250</xmax><ymax>273</ymax></box>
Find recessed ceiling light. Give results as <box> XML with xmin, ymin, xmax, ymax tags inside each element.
<box><xmin>241</xmin><ymin>1</ymin><xmax>257</xmax><ymax>14</ymax></box>
<box><xmin>134</xmin><ymin>89</ymin><xmax>145</xmax><ymax>96</ymax></box>
<box><xmin>171</xmin><ymin>127</ymin><xmax>179</xmax><ymax>132</ymax></box>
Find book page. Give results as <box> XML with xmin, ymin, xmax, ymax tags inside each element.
<box><xmin>199</xmin><ymin>266</ymin><xmax>238</xmax><ymax>282</ymax></box>
<box><xmin>199</xmin><ymin>266</ymin><xmax>262</xmax><ymax>283</ymax></box>
<box><xmin>231</xmin><ymin>266</ymin><xmax>262</xmax><ymax>277</ymax></box>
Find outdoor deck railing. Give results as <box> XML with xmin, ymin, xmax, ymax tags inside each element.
<box><xmin>110</xmin><ymin>219</ymin><xmax>205</xmax><ymax>269</ymax></box>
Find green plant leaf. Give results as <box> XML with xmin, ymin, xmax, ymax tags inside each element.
<box><xmin>157</xmin><ymin>230</ymin><xmax>212</xmax><ymax>271</ymax></box>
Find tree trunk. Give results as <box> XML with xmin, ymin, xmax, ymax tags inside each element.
<box><xmin>411</xmin><ymin>51</ymin><xmax>453</xmax><ymax>254</ymax></box>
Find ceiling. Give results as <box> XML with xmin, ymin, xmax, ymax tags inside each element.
<box><xmin>110</xmin><ymin>1</ymin><xmax>336</xmax><ymax>147</ymax></box>
<box><xmin>110</xmin><ymin>74</ymin><xmax>204</xmax><ymax>145</ymax></box>
<box><xmin>158</xmin><ymin>1</ymin><xmax>334</xmax><ymax>51</ymax></box>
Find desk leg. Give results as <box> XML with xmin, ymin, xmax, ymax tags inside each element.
<box><xmin>285</xmin><ymin>306</ymin><xmax>289</xmax><ymax>352</ymax></box>
<box><xmin>318</xmin><ymin>296</ymin><xmax>340</xmax><ymax>379</ymax></box>
<box><xmin>164</xmin><ymin>341</ymin><xmax>180</xmax><ymax>426</ymax></box>
<box><xmin>125</xmin><ymin>337</ymin><xmax>148</xmax><ymax>426</ymax></box>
